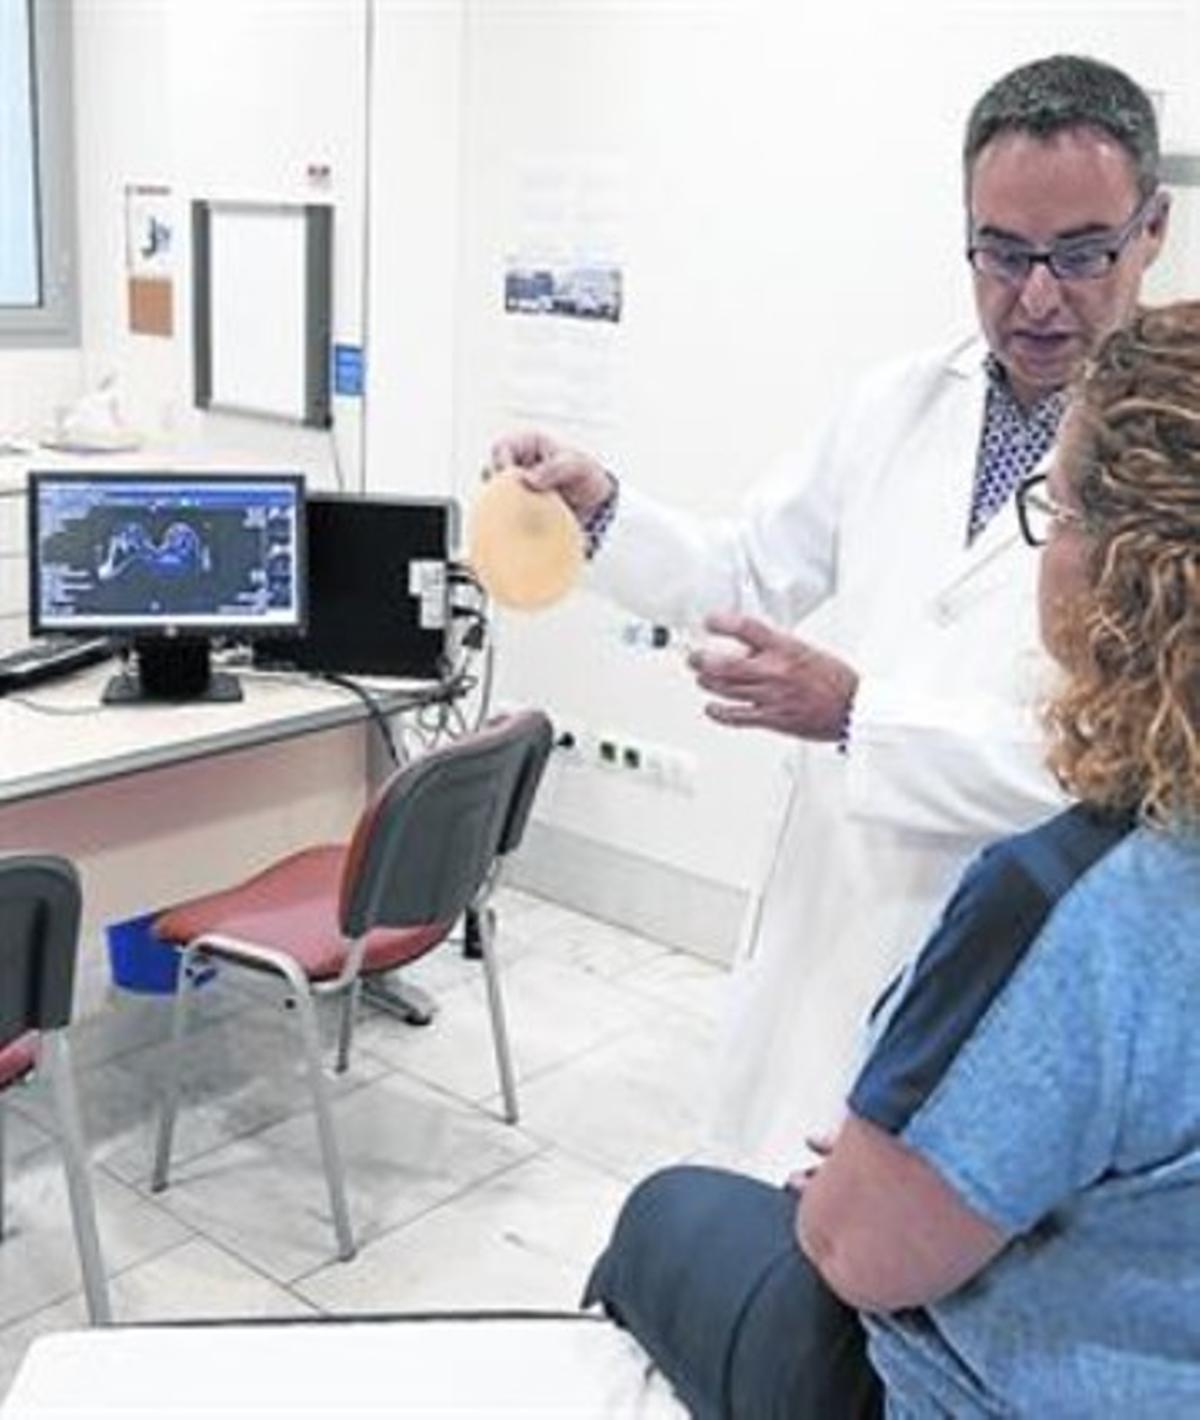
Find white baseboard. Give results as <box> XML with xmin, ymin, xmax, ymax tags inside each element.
<box><xmin>507</xmin><ymin>819</ymin><xmax>746</xmax><ymax>966</ymax></box>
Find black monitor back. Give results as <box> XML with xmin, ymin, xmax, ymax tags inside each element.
<box><xmin>255</xmin><ymin>493</ymin><xmax>457</xmax><ymax>680</ymax></box>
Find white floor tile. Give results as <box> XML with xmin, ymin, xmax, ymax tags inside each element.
<box><xmin>511</xmin><ymin>1011</ymin><xmax>718</xmax><ymax>1182</ymax></box>
<box><xmin>619</xmin><ymin>948</ymin><xmax>729</xmax><ymax>1024</ymax></box>
<box><xmin>503</xmin><ymin>896</ymin><xmax>629</xmax><ymax>953</ymax></box>
<box><xmin>0</xmin><ymin>1146</ymin><xmax>187</xmax><ymax>1327</ymax></box>
<box><xmin>0</xmin><ymin>1097</ymin><xmax>52</xmax><ymax>1169</ymax></box>
<box><xmin>20</xmin><ymin>1006</ymin><xmax>389</xmax><ymax>1190</ymax></box>
<box><xmin>65</xmin><ymin>978</ymin><xmax>246</xmax><ymax>1070</ymax></box>
<box><xmin>149</xmin><ymin>1073</ymin><xmax>541</xmax><ymax>1284</ymax></box>
<box><xmin>296</xmin><ymin>1149</ymin><xmax>629</xmax><ymax>1315</ymax></box>
<box><xmin>109</xmin><ymin>1236</ymin><xmax>316</xmax><ymax>1321</ymax></box>
<box><xmin>490</xmin><ymin>885</ymin><xmax>551</xmax><ymax>923</ymax></box>
<box><xmin>354</xmin><ymin>952</ymin><xmax>658</xmax><ymax>1103</ymax></box>
<box><xmin>516</xmin><ymin>908</ymin><xmax>674</xmax><ymax>982</ymax></box>
<box><xmin>0</xmin><ymin>1293</ymin><xmax>82</xmax><ymax>1403</ymax></box>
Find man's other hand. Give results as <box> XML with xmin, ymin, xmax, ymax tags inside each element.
<box><xmin>688</xmin><ymin>612</ymin><xmax>858</xmax><ymax>741</ymax></box>
<box><xmin>488</xmin><ymin>430</ymin><xmax>614</xmax><ymax>522</ymax></box>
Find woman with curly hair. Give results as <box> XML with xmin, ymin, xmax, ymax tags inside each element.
<box><xmin>585</xmin><ymin>302</ymin><xmax>1200</xmax><ymax>1417</ymax></box>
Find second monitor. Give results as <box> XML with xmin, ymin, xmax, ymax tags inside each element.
<box><xmin>254</xmin><ymin>493</ymin><xmax>458</xmax><ymax>681</ymax></box>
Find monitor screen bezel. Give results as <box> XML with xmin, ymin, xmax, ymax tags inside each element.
<box><xmin>304</xmin><ymin>489</ymin><xmax>461</xmax><ymax>547</ymax></box>
<box><xmin>27</xmin><ymin>468</ymin><xmax>308</xmax><ymax>639</ymax></box>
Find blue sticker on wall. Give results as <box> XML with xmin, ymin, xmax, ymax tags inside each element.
<box><xmin>333</xmin><ymin>344</ymin><xmax>364</xmax><ymax>397</ymax></box>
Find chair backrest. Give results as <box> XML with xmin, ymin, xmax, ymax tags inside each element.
<box><xmin>0</xmin><ymin>855</ymin><xmax>82</xmax><ymax>1044</ymax></box>
<box><xmin>339</xmin><ymin>710</ymin><xmax>553</xmax><ymax>937</ymax></box>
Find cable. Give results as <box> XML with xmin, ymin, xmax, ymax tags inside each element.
<box><xmin>328</xmin><ymin>427</ymin><xmax>346</xmax><ymax>493</ymax></box>
<box><xmin>316</xmin><ymin>670</ymin><xmax>403</xmax><ymax>766</ymax></box>
<box><xmin>447</xmin><ymin>560</ymin><xmax>485</xmax><ymax>596</ymax></box>
<box><xmin>313</xmin><ymin>664</ymin><xmax>479</xmax><ymax>765</ymax></box>
<box><xmin>447</xmin><ymin>697</ymin><xmax>469</xmax><ymax>736</ymax></box>
<box><xmin>445</xmin><ymin>560</ymin><xmax>492</xmax><ymax>728</ymax></box>
<box><xmin>3</xmin><ymin>694</ymin><xmax>106</xmax><ymax>717</ymax></box>
<box><xmin>233</xmin><ymin>556</ymin><xmax>490</xmax><ymax>764</ymax></box>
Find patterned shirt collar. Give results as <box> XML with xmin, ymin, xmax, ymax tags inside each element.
<box><xmin>982</xmin><ymin>353</ymin><xmax>1068</xmax><ymax>431</ymax></box>
<box><xmin>969</xmin><ymin>355</ymin><xmax>1069</xmax><ymax>542</ymax></box>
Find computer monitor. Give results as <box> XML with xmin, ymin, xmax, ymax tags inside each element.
<box><xmin>28</xmin><ymin>469</ymin><xmax>306</xmax><ymax>704</ymax></box>
<box><xmin>254</xmin><ymin>493</ymin><xmax>457</xmax><ymax>681</ymax></box>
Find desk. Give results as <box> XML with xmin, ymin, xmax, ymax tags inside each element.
<box><xmin>0</xmin><ymin>659</ymin><xmax>438</xmax><ymax>807</ymax></box>
<box><xmin>0</xmin><ymin>661</ymin><xmax>452</xmax><ymax>1015</ymax></box>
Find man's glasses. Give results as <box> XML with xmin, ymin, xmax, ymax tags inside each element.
<box><xmin>1016</xmin><ymin>473</ymin><xmax>1087</xmax><ymax>547</ymax></box>
<box><xmin>967</xmin><ymin>192</ymin><xmax>1161</xmax><ymax>285</ymax></box>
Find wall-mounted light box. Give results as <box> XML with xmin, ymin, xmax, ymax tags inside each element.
<box><xmin>192</xmin><ymin>200</ymin><xmax>333</xmax><ymax>428</ymax></box>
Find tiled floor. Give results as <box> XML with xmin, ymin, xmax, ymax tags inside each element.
<box><xmin>0</xmin><ymin>888</ymin><xmax>728</xmax><ymax>1398</ymax></box>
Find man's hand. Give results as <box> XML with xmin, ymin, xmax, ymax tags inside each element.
<box><xmin>687</xmin><ymin>612</ymin><xmax>858</xmax><ymax>741</ymax></box>
<box><xmin>489</xmin><ymin>431</ymin><xmax>614</xmax><ymax>522</ymax></box>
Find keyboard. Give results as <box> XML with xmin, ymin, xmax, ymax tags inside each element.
<box><xmin>0</xmin><ymin>636</ymin><xmax>118</xmax><ymax>695</ymax></box>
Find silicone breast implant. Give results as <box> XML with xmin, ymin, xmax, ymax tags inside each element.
<box><xmin>468</xmin><ymin>469</ymin><xmax>584</xmax><ymax>610</ymax></box>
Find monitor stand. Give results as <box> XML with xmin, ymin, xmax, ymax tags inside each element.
<box><xmin>102</xmin><ymin>635</ymin><xmax>243</xmax><ymax>705</ymax></box>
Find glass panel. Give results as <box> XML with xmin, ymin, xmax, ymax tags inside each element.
<box><xmin>0</xmin><ymin>0</ymin><xmax>40</xmax><ymax>308</ymax></box>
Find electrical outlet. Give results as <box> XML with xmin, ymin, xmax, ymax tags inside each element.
<box><xmin>545</xmin><ymin>714</ymin><xmax>695</xmax><ymax>793</ymax></box>
<box><xmin>596</xmin><ymin>733</ymin><xmax>621</xmax><ymax>768</ymax></box>
<box><xmin>606</xmin><ymin>735</ymin><xmax>697</xmax><ymax>794</ymax></box>
<box><xmin>622</xmin><ymin>620</ymin><xmax>674</xmax><ymax>651</ymax></box>
<box><xmin>555</xmin><ymin>728</ymin><xmax>581</xmax><ymax>759</ymax></box>
<box><xmin>551</xmin><ymin>715</ymin><xmax>585</xmax><ymax>762</ymax></box>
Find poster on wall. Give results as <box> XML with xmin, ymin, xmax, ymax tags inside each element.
<box><xmin>500</xmin><ymin>157</ymin><xmax>626</xmax><ymax>429</ymax></box>
<box><xmin>504</xmin><ymin>261</ymin><xmax>622</xmax><ymax>323</ymax></box>
<box><xmin>125</xmin><ymin>184</ymin><xmax>174</xmax><ymax>337</ymax></box>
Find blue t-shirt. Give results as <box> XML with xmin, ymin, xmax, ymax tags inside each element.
<box><xmin>849</xmin><ymin>807</ymin><xmax>1200</xmax><ymax>1417</ymax></box>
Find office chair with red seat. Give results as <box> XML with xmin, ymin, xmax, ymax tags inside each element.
<box><xmin>149</xmin><ymin>710</ymin><xmax>554</xmax><ymax>1261</ymax></box>
<box><xmin>0</xmin><ymin>855</ymin><xmax>111</xmax><ymax>1324</ymax></box>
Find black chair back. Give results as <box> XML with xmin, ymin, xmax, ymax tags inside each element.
<box><xmin>496</xmin><ymin>714</ymin><xmax>555</xmax><ymax>857</ymax></box>
<box><xmin>0</xmin><ymin>856</ymin><xmax>81</xmax><ymax>1045</ymax></box>
<box><xmin>339</xmin><ymin>711</ymin><xmax>553</xmax><ymax>937</ymax></box>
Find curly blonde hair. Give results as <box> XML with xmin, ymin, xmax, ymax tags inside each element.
<box><xmin>1045</xmin><ymin>301</ymin><xmax>1200</xmax><ymax>825</ymax></box>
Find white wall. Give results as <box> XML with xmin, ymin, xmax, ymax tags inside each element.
<box><xmin>69</xmin><ymin>0</ymin><xmax>368</xmax><ymax>487</ymax></box>
<box><xmin>363</xmin><ymin>0</ymin><xmax>466</xmax><ymax>499</ymax></box>
<box><xmin>446</xmin><ymin>0</ymin><xmax>1200</xmax><ymax>902</ymax></box>
<box><xmin>61</xmin><ymin>0</ymin><xmax>469</xmax><ymax>496</ymax></box>
<box><xmin>0</xmin><ymin>351</ymin><xmax>81</xmax><ymax>437</ymax></box>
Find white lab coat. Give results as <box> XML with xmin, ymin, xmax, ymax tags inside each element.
<box><xmin>591</xmin><ymin>333</ymin><xmax>1067</xmax><ymax>1178</ymax></box>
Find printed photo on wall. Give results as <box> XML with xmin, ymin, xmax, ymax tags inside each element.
<box><xmin>503</xmin><ymin>261</ymin><xmax>623</xmax><ymax>323</ymax></box>
<box><xmin>125</xmin><ymin>184</ymin><xmax>174</xmax><ymax>337</ymax></box>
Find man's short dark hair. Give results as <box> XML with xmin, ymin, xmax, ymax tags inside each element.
<box><xmin>964</xmin><ymin>55</ymin><xmax>1160</xmax><ymax>198</ymax></box>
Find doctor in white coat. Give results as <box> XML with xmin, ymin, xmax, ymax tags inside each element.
<box><xmin>491</xmin><ymin>55</ymin><xmax>1171</xmax><ymax>1178</ymax></box>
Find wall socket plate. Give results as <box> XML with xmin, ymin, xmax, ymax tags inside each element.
<box><xmin>560</xmin><ymin>719</ymin><xmax>695</xmax><ymax>795</ymax></box>
<box><xmin>512</xmin><ymin>705</ymin><xmax>696</xmax><ymax>795</ymax></box>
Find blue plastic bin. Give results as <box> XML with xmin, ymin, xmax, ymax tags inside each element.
<box><xmin>104</xmin><ymin>912</ymin><xmax>216</xmax><ymax>995</ymax></box>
